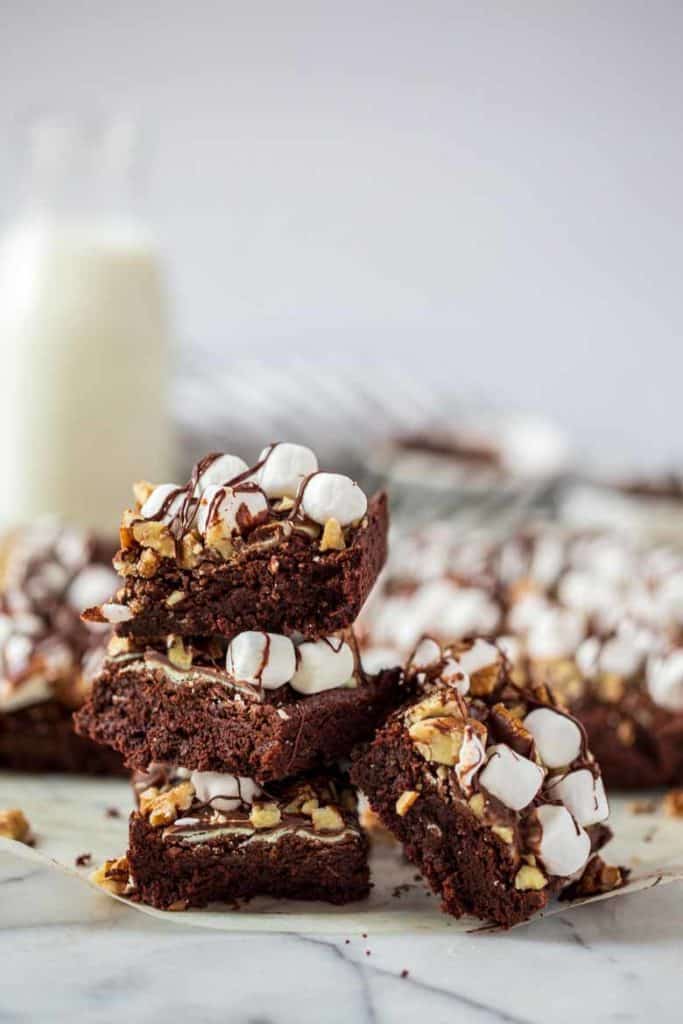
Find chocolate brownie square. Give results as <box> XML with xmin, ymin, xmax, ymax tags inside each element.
<box><xmin>84</xmin><ymin>447</ymin><xmax>388</xmax><ymax>639</ymax></box>
<box><xmin>352</xmin><ymin>637</ymin><xmax>623</xmax><ymax>927</ymax></box>
<box><xmin>123</xmin><ymin>770</ymin><xmax>369</xmax><ymax>909</ymax></box>
<box><xmin>75</xmin><ymin>630</ymin><xmax>402</xmax><ymax>782</ymax></box>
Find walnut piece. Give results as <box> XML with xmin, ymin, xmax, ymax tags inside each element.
<box><xmin>320</xmin><ymin>518</ymin><xmax>346</xmax><ymax>552</ymax></box>
<box><xmin>491</xmin><ymin>825</ymin><xmax>514</xmax><ymax>844</ymax></box>
<box><xmin>137</xmin><ymin>547</ymin><xmax>161</xmax><ymax>578</ymax></box>
<box><xmin>133</xmin><ymin>480</ymin><xmax>155</xmax><ymax>507</ymax></box>
<box><xmin>514</xmin><ymin>865</ymin><xmax>547</xmax><ymax>891</ymax></box>
<box><xmin>167</xmin><ymin>635</ymin><xmax>193</xmax><ymax>670</ymax></box>
<box><xmin>166</xmin><ymin>590</ymin><xmax>186</xmax><ymax>607</ymax></box>
<box><xmin>663</xmin><ymin>788</ymin><xmax>683</xmax><ymax>818</ymax></box>
<box><xmin>311</xmin><ymin>805</ymin><xmax>344</xmax><ymax>832</ymax></box>
<box><xmin>468</xmin><ymin>793</ymin><xmax>485</xmax><ymax>820</ymax></box>
<box><xmin>0</xmin><ymin>808</ymin><xmax>31</xmax><ymax>843</ymax></box>
<box><xmin>395</xmin><ymin>791</ymin><xmax>420</xmax><ymax>817</ymax></box>
<box><xmin>409</xmin><ymin>716</ymin><xmax>464</xmax><ymax>766</ymax></box>
<box><xmin>132</xmin><ymin>520</ymin><xmax>175</xmax><ymax>558</ymax></box>
<box><xmin>205</xmin><ymin>521</ymin><xmax>234</xmax><ymax>559</ymax></box>
<box><xmin>249</xmin><ymin>803</ymin><xmax>282</xmax><ymax>830</ymax></box>
<box><xmin>107</xmin><ymin>634</ymin><xmax>133</xmax><ymax>657</ymax></box>
<box><xmin>139</xmin><ymin>782</ymin><xmax>195</xmax><ymax>827</ymax></box>
<box><xmin>90</xmin><ymin>856</ymin><xmax>130</xmax><ymax>895</ymax></box>
<box><xmin>489</xmin><ymin>703</ymin><xmax>534</xmax><ymax>757</ymax></box>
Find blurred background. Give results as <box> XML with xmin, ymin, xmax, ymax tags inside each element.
<box><xmin>1</xmin><ymin>1</ymin><xmax>682</xmax><ymax>530</ymax></box>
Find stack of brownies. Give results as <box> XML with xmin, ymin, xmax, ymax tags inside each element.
<box><xmin>75</xmin><ymin>443</ymin><xmax>401</xmax><ymax>909</ymax></box>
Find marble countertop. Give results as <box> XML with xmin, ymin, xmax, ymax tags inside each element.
<box><xmin>2</xmin><ymin>847</ymin><xmax>681</xmax><ymax>1024</ymax></box>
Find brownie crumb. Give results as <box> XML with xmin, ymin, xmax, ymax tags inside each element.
<box><xmin>663</xmin><ymin>789</ymin><xmax>683</xmax><ymax>818</ymax></box>
<box><xmin>401</xmin><ymin>970</ymin><xmax>409</xmax><ymax>979</ymax></box>
<box><xmin>629</xmin><ymin>799</ymin><xmax>657</xmax><ymax>815</ymax></box>
<box><xmin>106</xmin><ymin>807</ymin><xmax>121</xmax><ymax>819</ymax></box>
<box><xmin>75</xmin><ymin>852</ymin><xmax>92</xmax><ymax>867</ymax></box>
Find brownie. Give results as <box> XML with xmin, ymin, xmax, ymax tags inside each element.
<box><xmin>75</xmin><ymin>631</ymin><xmax>402</xmax><ymax>781</ymax></box>
<box><xmin>352</xmin><ymin>637</ymin><xmax>622</xmax><ymax>928</ymax></box>
<box><xmin>0</xmin><ymin>698</ymin><xmax>123</xmax><ymax>774</ymax></box>
<box><xmin>84</xmin><ymin>449</ymin><xmax>388</xmax><ymax>640</ymax></box>
<box><xmin>125</xmin><ymin>771</ymin><xmax>369</xmax><ymax>909</ymax></box>
<box><xmin>0</xmin><ymin>520</ymin><xmax>124</xmax><ymax>773</ymax></box>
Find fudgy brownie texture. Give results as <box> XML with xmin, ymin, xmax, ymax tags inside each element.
<box><xmin>125</xmin><ymin>773</ymin><xmax>369</xmax><ymax>909</ymax></box>
<box><xmin>0</xmin><ymin>699</ymin><xmax>123</xmax><ymax>774</ymax></box>
<box><xmin>75</xmin><ymin>654</ymin><xmax>402</xmax><ymax>782</ymax></box>
<box><xmin>352</xmin><ymin>637</ymin><xmax>621</xmax><ymax>927</ymax></box>
<box><xmin>570</xmin><ymin>697</ymin><xmax>683</xmax><ymax>789</ymax></box>
<box><xmin>93</xmin><ymin>481</ymin><xmax>387</xmax><ymax>634</ymax></box>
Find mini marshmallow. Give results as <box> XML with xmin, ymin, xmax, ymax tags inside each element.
<box><xmin>361</xmin><ymin>646</ymin><xmax>402</xmax><ymax>674</ymax></box>
<box><xmin>479</xmin><ymin>743</ymin><xmax>545</xmax><ymax>811</ymax></box>
<box><xmin>190</xmin><ymin>771</ymin><xmax>261</xmax><ymax>813</ymax></box>
<box><xmin>575</xmin><ymin>636</ymin><xmax>600</xmax><ymax>679</ymax></box>
<box><xmin>197</xmin><ymin>485</ymin><xmax>268</xmax><ymax>536</ymax></box>
<box><xmin>523</xmin><ymin>708</ymin><xmax>582</xmax><ymax>769</ymax></box>
<box><xmin>456</xmin><ymin>724</ymin><xmax>487</xmax><ymax>796</ymax></box>
<box><xmin>194</xmin><ymin>454</ymin><xmax>249</xmax><ymax>495</ymax></box>
<box><xmin>290</xmin><ymin>638</ymin><xmax>355</xmax><ymax>695</ymax></box>
<box><xmin>140</xmin><ymin>483</ymin><xmax>186</xmax><ymax>522</ymax></box>
<box><xmin>301</xmin><ymin>473</ymin><xmax>367</xmax><ymax>527</ymax></box>
<box><xmin>67</xmin><ymin>566</ymin><xmax>119</xmax><ymax>611</ymax></box>
<box><xmin>409</xmin><ymin>637</ymin><xmax>442</xmax><ymax>671</ymax></box>
<box><xmin>3</xmin><ymin>634</ymin><xmax>33</xmax><ymax>676</ymax></box>
<box><xmin>526</xmin><ymin>607</ymin><xmax>586</xmax><ymax>661</ymax></box>
<box><xmin>440</xmin><ymin>657</ymin><xmax>470</xmax><ymax>695</ymax></box>
<box><xmin>100</xmin><ymin>603</ymin><xmax>133</xmax><ymax>623</ymax></box>
<box><xmin>226</xmin><ymin>631</ymin><xmax>296</xmax><ymax>690</ymax></box>
<box><xmin>497</xmin><ymin>635</ymin><xmax>521</xmax><ymax>665</ymax></box>
<box><xmin>647</xmin><ymin>651</ymin><xmax>683</xmax><ymax>711</ymax></box>
<box><xmin>536</xmin><ymin>803</ymin><xmax>591</xmax><ymax>877</ymax></box>
<box><xmin>507</xmin><ymin>593</ymin><xmax>551</xmax><ymax>634</ymax></box>
<box><xmin>258</xmin><ymin>443</ymin><xmax>318</xmax><ymax>499</ymax></box>
<box><xmin>455</xmin><ymin>638</ymin><xmax>499</xmax><ymax>676</ymax></box>
<box><xmin>546</xmin><ymin>769</ymin><xmax>609</xmax><ymax>827</ymax></box>
<box><xmin>599</xmin><ymin>635</ymin><xmax>643</xmax><ymax>678</ymax></box>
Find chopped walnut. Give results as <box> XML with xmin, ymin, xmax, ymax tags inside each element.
<box><xmin>395</xmin><ymin>791</ymin><xmax>420</xmax><ymax>817</ymax></box>
<box><xmin>663</xmin><ymin>789</ymin><xmax>683</xmax><ymax>818</ymax></box>
<box><xmin>491</xmin><ymin>825</ymin><xmax>514</xmax><ymax>844</ymax></box>
<box><xmin>139</xmin><ymin>782</ymin><xmax>195</xmax><ymax>827</ymax></box>
<box><xmin>320</xmin><ymin>518</ymin><xmax>346</xmax><ymax>552</ymax></box>
<box><xmin>409</xmin><ymin>716</ymin><xmax>464</xmax><ymax>766</ymax></box>
<box><xmin>596</xmin><ymin>673</ymin><xmax>625</xmax><ymax>704</ymax></box>
<box><xmin>514</xmin><ymin>865</ymin><xmax>547</xmax><ymax>891</ymax></box>
<box><xmin>167</xmin><ymin>635</ymin><xmax>193</xmax><ymax>670</ymax></box>
<box><xmin>249</xmin><ymin>803</ymin><xmax>282</xmax><ymax>829</ymax></box>
<box><xmin>178</xmin><ymin>532</ymin><xmax>203</xmax><ymax>569</ymax></box>
<box><xmin>132</xmin><ymin>520</ymin><xmax>175</xmax><ymax>558</ymax></box>
<box><xmin>0</xmin><ymin>808</ymin><xmax>31</xmax><ymax>843</ymax></box>
<box><xmin>90</xmin><ymin>856</ymin><xmax>130</xmax><ymax>895</ymax></box>
<box><xmin>137</xmin><ymin>548</ymin><xmax>161</xmax><ymax>578</ymax></box>
<box><xmin>311</xmin><ymin>805</ymin><xmax>344</xmax><ymax>832</ymax></box>
<box><xmin>489</xmin><ymin>703</ymin><xmax>534</xmax><ymax>757</ymax></box>
<box><xmin>166</xmin><ymin>590</ymin><xmax>186</xmax><ymax>607</ymax></box>
<box><xmin>562</xmin><ymin>855</ymin><xmax>626</xmax><ymax>898</ymax></box>
<box><xmin>616</xmin><ymin>719</ymin><xmax>636</xmax><ymax>747</ymax></box>
<box><xmin>133</xmin><ymin>480</ymin><xmax>155</xmax><ymax>507</ymax></box>
<box><xmin>468</xmin><ymin>793</ymin><xmax>485</xmax><ymax>820</ymax></box>
<box><xmin>107</xmin><ymin>634</ymin><xmax>133</xmax><ymax>657</ymax></box>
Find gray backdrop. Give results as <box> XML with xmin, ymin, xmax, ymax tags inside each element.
<box><xmin>2</xmin><ymin>1</ymin><xmax>682</xmax><ymax>465</ymax></box>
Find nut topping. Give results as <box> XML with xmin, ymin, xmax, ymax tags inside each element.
<box><xmin>514</xmin><ymin>865</ymin><xmax>547</xmax><ymax>891</ymax></box>
<box><xmin>89</xmin><ymin>856</ymin><xmax>130</xmax><ymax>895</ymax></box>
<box><xmin>395</xmin><ymin>791</ymin><xmax>420</xmax><ymax>817</ymax></box>
<box><xmin>249</xmin><ymin>803</ymin><xmax>282</xmax><ymax>830</ymax></box>
<box><xmin>140</xmin><ymin>782</ymin><xmax>195</xmax><ymax>827</ymax></box>
<box><xmin>408</xmin><ymin>716</ymin><xmax>464</xmax><ymax>766</ymax></box>
<box><xmin>0</xmin><ymin>808</ymin><xmax>31</xmax><ymax>843</ymax></box>
<box><xmin>311</xmin><ymin>805</ymin><xmax>344</xmax><ymax>832</ymax></box>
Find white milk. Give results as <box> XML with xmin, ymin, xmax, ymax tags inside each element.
<box><xmin>0</xmin><ymin>216</ymin><xmax>171</xmax><ymax>534</ymax></box>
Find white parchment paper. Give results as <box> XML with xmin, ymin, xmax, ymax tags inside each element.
<box><xmin>1</xmin><ymin>772</ymin><xmax>681</xmax><ymax>934</ymax></box>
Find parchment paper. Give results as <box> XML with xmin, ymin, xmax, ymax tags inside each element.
<box><xmin>1</xmin><ymin>772</ymin><xmax>681</xmax><ymax>934</ymax></box>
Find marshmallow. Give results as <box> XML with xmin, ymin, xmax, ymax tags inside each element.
<box><xmin>290</xmin><ymin>638</ymin><xmax>355</xmax><ymax>695</ymax></box>
<box><xmin>361</xmin><ymin>646</ymin><xmax>402</xmax><ymax>674</ymax></box>
<box><xmin>497</xmin><ymin>635</ymin><xmax>521</xmax><ymax>665</ymax></box>
<box><xmin>454</xmin><ymin>638</ymin><xmax>499</xmax><ymax>676</ymax></box>
<box><xmin>647</xmin><ymin>651</ymin><xmax>683</xmax><ymax>711</ymax></box>
<box><xmin>440</xmin><ymin>657</ymin><xmax>470</xmax><ymax>695</ymax></box>
<box><xmin>536</xmin><ymin>803</ymin><xmax>591</xmax><ymax>877</ymax></box>
<box><xmin>194</xmin><ymin>454</ymin><xmax>249</xmax><ymax>495</ymax></box>
<box><xmin>67</xmin><ymin>565</ymin><xmax>118</xmax><ymax>611</ymax></box>
<box><xmin>100</xmin><ymin>603</ymin><xmax>133</xmax><ymax>623</ymax></box>
<box><xmin>411</xmin><ymin>580</ymin><xmax>500</xmax><ymax>639</ymax></box>
<box><xmin>258</xmin><ymin>443</ymin><xmax>318</xmax><ymax>499</ymax></box>
<box><xmin>140</xmin><ymin>483</ymin><xmax>186</xmax><ymax>522</ymax></box>
<box><xmin>558</xmin><ymin>571</ymin><xmax>619</xmax><ymax>617</ymax></box>
<box><xmin>456</xmin><ymin>724</ymin><xmax>487</xmax><ymax>796</ymax></box>
<box><xmin>507</xmin><ymin>593</ymin><xmax>551</xmax><ymax>634</ymax></box>
<box><xmin>226</xmin><ymin>631</ymin><xmax>296</xmax><ymax>690</ymax></box>
<box><xmin>409</xmin><ymin>637</ymin><xmax>442</xmax><ymax>671</ymax></box>
<box><xmin>575</xmin><ymin>636</ymin><xmax>600</xmax><ymax>679</ymax></box>
<box><xmin>526</xmin><ymin>607</ymin><xmax>586</xmax><ymax>660</ymax></box>
<box><xmin>4</xmin><ymin>634</ymin><xmax>33</xmax><ymax>676</ymax></box>
<box><xmin>300</xmin><ymin>473</ymin><xmax>367</xmax><ymax>526</ymax></box>
<box><xmin>599</xmin><ymin>635</ymin><xmax>643</xmax><ymax>678</ymax></box>
<box><xmin>530</xmin><ymin>536</ymin><xmax>565</xmax><ymax>587</ymax></box>
<box><xmin>524</xmin><ymin>708</ymin><xmax>583</xmax><ymax>769</ymax></box>
<box><xmin>546</xmin><ymin>769</ymin><xmax>609</xmax><ymax>827</ymax></box>
<box><xmin>196</xmin><ymin>484</ymin><xmax>268</xmax><ymax>536</ymax></box>
<box><xmin>190</xmin><ymin>771</ymin><xmax>261</xmax><ymax>813</ymax></box>
<box><xmin>479</xmin><ymin>744</ymin><xmax>545</xmax><ymax>811</ymax></box>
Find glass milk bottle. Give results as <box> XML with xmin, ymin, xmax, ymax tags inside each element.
<box><xmin>0</xmin><ymin>114</ymin><xmax>172</xmax><ymax>535</ymax></box>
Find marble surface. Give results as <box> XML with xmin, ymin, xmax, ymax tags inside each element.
<box><xmin>2</xmin><ymin>844</ymin><xmax>681</xmax><ymax>1024</ymax></box>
